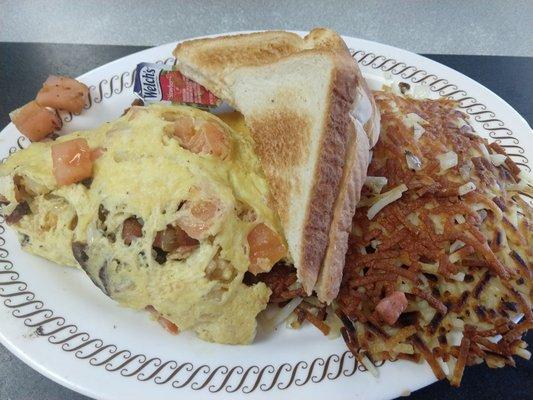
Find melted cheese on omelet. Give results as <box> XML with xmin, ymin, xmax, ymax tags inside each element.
<box><xmin>0</xmin><ymin>105</ymin><xmax>284</xmax><ymax>344</ymax></box>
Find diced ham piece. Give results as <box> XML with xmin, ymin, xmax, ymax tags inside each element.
<box><xmin>176</xmin><ymin>196</ymin><xmax>225</xmax><ymax>240</ymax></box>
<box><xmin>375</xmin><ymin>291</ymin><xmax>408</xmax><ymax>325</ymax></box>
<box><xmin>171</xmin><ymin>118</ymin><xmax>230</xmax><ymax>160</ymax></box>
<box><xmin>247</xmin><ymin>223</ymin><xmax>287</xmax><ymax>274</ymax></box>
<box><xmin>36</xmin><ymin>75</ymin><xmax>89</xmax><ymax>114</ymax></box>
<box><xmin>51</xmin><ymin>138</ymin><xmax>93</xmax><ymax>186</ymax></box>
<box><xmin>10</xmin><ymin>101</ymin><xmax>62</xmax><ymax>142</ymax></box>
<box><xmin>122</xmin><ymin>217</ymin><xmax>143</xmax><ymax>245</ymax></box>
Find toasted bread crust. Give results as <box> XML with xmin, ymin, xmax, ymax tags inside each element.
<box><xmin>177</xmin><ymin>32</ymin><xmax>302</xmax><ymax>72</ymax></box>
<box><xmin>304</xmin><ymin>28</ymin><xmax>349</xmax><ymax>51</ymax></box>
<box><xmin>298</xmin><ymin>52</ymin><xmax>360</xmax><ymax>294</ymax></box>
<box><xmin>174</xmin><ymin>29</ymin><xmax>363</xmax><ymax>103</ymax></box>
<box><xmin>174</xmin><ymin>29</ymin><xmax>376</xmax><ymax>297</ymax></box>
<box><xmin>315</xmin><ymin>119</ymin><xmax>370</xmax><ymax>303</ymax></box>
<box><xmin>174</xmin><ymin>31</ymin><xmax>302</xmax><ymax>65</ymax></box>
<box><xmin>225</xmin><ymin>50</ymin><xmax>361</xmax><ymax>294</ymax></box>
<box><xmin>174</xmin><ymin>31</ymin><xmax>304</xmax><ymax>102</ymax></box>
<box><xmin>173</xmin><ymin>29</ymin><xmax>347</xmax><ymax>72</ymax></box>
<box><xmin>175</xmin><ymin>29</ymin><xmax>380</xmax><ymax>149</ymax></box>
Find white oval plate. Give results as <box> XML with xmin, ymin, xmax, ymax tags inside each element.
<box><xmin>0</xmin><ymin>32</ymin><xmax>531</xmax><ymax>400</ymax></box>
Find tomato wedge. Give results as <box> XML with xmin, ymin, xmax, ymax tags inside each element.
<box><xmin>10</xmin><ymin>101</ymin><xmax>62</xmax><ymax>142</ymax></box>
<box><xmin>51</xmin><ymin>138</ymin><xmax>93</xmax><ymax>185</ymax></box>
<box><xmin>171</xmin><ymin>118</ymin><xmax>230</xmax><ymax>160</ymax></box>
<box><xmin>177</xmin><ymin>200</ymin><xmax>218</xmax><ymax>240</ymax></box>
<box><xmin>190</xmin><ymin>121</ymin><xmax>231</xmax><ymax>159</ymax></box>
<box><xmin>176</xmin><ymin>198</ymin><xmax>223</xmax><ymax>240</ymax></box>
<box><xmin>247</xmin><ymin>223</ymin><xmax>286</xmax><ymax>274</ymax></box>
<box><xmin>36</xmin><ymin>75</ymin><xmax>89</xmax><ymax>114</ymax></box>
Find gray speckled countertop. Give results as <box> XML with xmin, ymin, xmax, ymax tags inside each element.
<box><xmin>1</xmin><ymin>0</ymin><xmax>532</xmax><ymax>56</ymax></box>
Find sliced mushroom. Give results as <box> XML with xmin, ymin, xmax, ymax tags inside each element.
<box><xmin>71</xmin><ymin>241</ymin><xmax>89</xmax><ymax>268</ymax></box>
<box><xmin>5</xmin><ymin>201</ymin><xmax>30</xmax><ymax>224</ymax></box>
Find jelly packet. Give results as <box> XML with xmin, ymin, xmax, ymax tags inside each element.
<box><xmin>133</xmin><ymin>62</ymin><xmax>219</xmax><ymax>107</ymax></box>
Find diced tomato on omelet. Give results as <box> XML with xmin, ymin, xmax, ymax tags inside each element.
<box><xmin>171</xmin><ymin>118</ymin><xmax>230</xmax><ymax>160</ymax></box>
<box><xmin>51</xmin><ymin>138</ymin><xmax>93</xmax><ymax>185</ymax></box>
<box><xmin>247</xmin><ymin>223</ymin><xmax>286</xmax><ymax>274</ymax></box>
<box><xmin>176</xmin><ymin>198</ymin><xmax>224</xmax><ymax>240</ymax></box>
<box><xmin>191</xmin><ymin>121</ymin><xmax>231</xmax><ymax>159</ymax></box>
<box><xmin>36</xmin><ymin>75</ymin><xmax>89</xmax><ymax>114</ymax></box>
<box><xmin>10</xmin><ymin>101</ymin><xmax>62</xmax><ymax>142</ymax></box>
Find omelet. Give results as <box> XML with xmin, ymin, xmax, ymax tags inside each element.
<box><xmin>0</xmin><ymin>104</ymin><xmax>288</xmax><ymax>344</ymax></box>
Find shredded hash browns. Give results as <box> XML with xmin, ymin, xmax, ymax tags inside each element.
<box><xmin>337</xmin><ymin>90</ymin><xmax>532</xmax><ymax>385</ymax></box>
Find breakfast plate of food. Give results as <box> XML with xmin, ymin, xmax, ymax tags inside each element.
<box><xmin>0</xmin><ymin>29</ymin><xmax>530</xmax><ymax>400</ymax></box>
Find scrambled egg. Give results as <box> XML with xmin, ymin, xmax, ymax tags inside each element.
<box><xmin>0</xmin><ymin>105</ymin><xmax>284</xmax><ymax>344</ymax></box>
